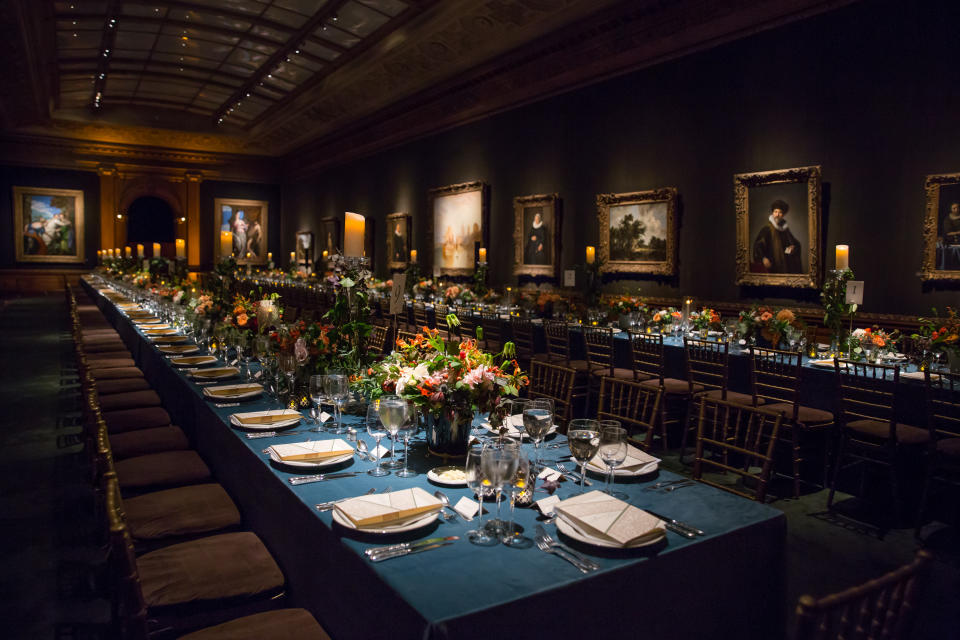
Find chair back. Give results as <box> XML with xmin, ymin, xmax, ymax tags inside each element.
<box><xmin>509</xmin><ymin>317</ymin><xmax>536</xmax><ymax>366</ymax></box>
<box><xmin>597</xmin><ymin>377</ymin><xmax>661</xmax><ymax>449</ymax></box>
<box><xmin>693</xmin><ymin>398</ymin><xmax>783</xmax><ymax>502</ymax></box>
<box><xmin>368</xmin><ymin>325</ymin><xmax>389</xmax><ymax>357</ymax></box>
<box><xmin>835</xmin><ymin>360</ymin><xmax>900</xmax><ymax>439</ymax></box>
<box><xmin>480</xmin><ymin>311</ymin><xmax>505</xmax><ymax>351</ymax></box>
<box><xmin>395</xmin><ymin>328</ymin><xmax>418</xmax><ymax>346</ymax></box>
<box><xmin>924</xmin><ymin>369</ymin><xmax>960</xmax><ymax>441</ymax></box>
<box><xmin>685</xmin><ymin>337</ymin><xmax>731</xmax><ymax>396</ymax></box>
<box><xmin>528</xmin><ymin>359</ymin><xmax>576</xmax><ymax>429</ymax></box>
<box><xmin>106</xmin><ymin>476</ymin><xmax>149</xmax><ymax>640</ymax></box>
<box><xmin>458</xmin><ymin>310</ymin><xmax>481</xmax><ymax>344</ymax></box>
<box><xmin>412</xmin><ymin>302</ymin><xmax>429</xmax><ymax>329</ymax></box>
<box><xmin>750</xmin><ymin>346</ymin><xmax>803</xmax><ymax>409</ymax></box>
<box><xmin>542</xmin><ymin>320</ymin><xmax>572</xmax><ymax>362</ymax></box>
<box><xmin>794</xmin><ymin>549</ymin><xmax>933</xmax><ymax>640</ymax></box>
<box><xmin>435</xmin><ymin>304</ymin><xmax>454</xmax><ymax>340</ymax></box>
<box><xmin>628</xmin><ymin>331</ymin><xmax>666</xmax><ymax>383</ymax></box>
<box><xmin>583</xmin><ymin>326</ymin><xmax>615</xmax><ymax>376</ymax></box>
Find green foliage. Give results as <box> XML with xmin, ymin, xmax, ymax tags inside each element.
<box><xmin>821</xmin><ymin>268</ymin><xmax>856</xmax><ymax>334</ymax></box>
<box><xmin>609</xmin><ymin>214</ymin><xmax>646</xmax><ymax>260</ymax></box>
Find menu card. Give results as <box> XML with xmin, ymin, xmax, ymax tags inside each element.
<box><xmin>335</xmin><ymin>487</ymin><xmax>441</xmax><ymax>528</ymax></box>
<box><xmin>554</xmin><ymin>491</ymin><xmax>665</xmax><ymax>547</ymax></box>
<box><xmin>271</xmin><ymin>438</ymin><xmax>353</xmax><ymax>462</ymax></box>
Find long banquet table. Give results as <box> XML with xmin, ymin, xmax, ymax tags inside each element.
<box><xmin>84</xmin><ymin>277</ymin><xmax>788</xmax><ymax>640</ymax></box>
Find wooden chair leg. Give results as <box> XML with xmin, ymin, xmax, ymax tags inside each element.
<box><xmin>678</xmin><ymin>396</ymin><xmax>696</xmax><ymax>463</ymax></box>
<box><xmin>915</xmin><ymin>454</ymin><xmax>937</xmax><ymax>540</ymax></box>
<box><xmin>791</xmin><ymin>423</ymin><xmax>801</xmax><ymax>499</ymax></box>
<box><xmin>826</xmin><ymin>431</ymin><xmax>847</xmax><ymax>511</ymax></box>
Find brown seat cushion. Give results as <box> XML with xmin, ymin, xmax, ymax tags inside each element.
<box><xmin>83</xmin><ymin>343</ymin><xmax>129</xmax><ymax>355</ymax></box>
<box><xmin>125</xmin><ymin>483</ymin><xmax>240</xmax><ymax>541</ymax></box>
<box><xmin>115</xmin><ymin>450</ymin><xmax>211</xmax><ymax>490</ymax></box>
<box><xmin>763</xmin><ymin>402</ymin><xmax>833</xmax><ymax>425</ymax></box>
<box><xmin>609</xmin><ymin>367</ymin><xmax>653</xmax><ymax>381</ymax></box>
<box><xmin>99</xmin><ymin>389</ymin><xmax>162</xmax><ymax>412</ymax></box>
<box><xmin>937</xmin><ymin>437</ymin><xmax>960</xmax><ymax>457</ymax></box>
<box><xmin>86</xmin><ymin>357</ymin><xmax>136</xmax><ymax>369</ymax></box>
<box><xmin>104</xmin><ymin>407</ymin><xmax>172</xmax><ymax>434</ymax></box>
<box><xmin>179</xmin><ymin>608</ymin><xmax>332</xmax><ymax>640</ymax></box>
<box><xmin>845</xmin><ymin>419</ymin><xmax>930</xmax><ymax>445</ymax></box>
<box><xmin>95</xmin><ymin>377</ymin><xmax>152</xmax><ymax>395</ymax></box>
<box><xmin>110</xmin><ymin>425</ymin><xmax>189</xmax><ymax>459</ymax></box>
<box><xmin>137</xmin><ymin>532</ymin><xmax>284</xmax><ymax>609</ymax></box>
<box><xmin>92</xmin><ymin>366</ymin><xmax>144</xmax><ymax>380</ymax></box>
<box><xmin>694</xmin><ymin>388</ymin><xmax>758</xmax><ymax>406</ymax></box>
<box><xmin>567</xmin><ymin>359</ymin><xmax>590</xmax><ymax>372</ymax></box>
<box><xmin>640</xmin><ymin>377</ymin><xmax>694</xmax><ymax>395</ymax></box>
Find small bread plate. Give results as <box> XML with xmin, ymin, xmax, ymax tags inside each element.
<box><xmin>170</xmin><ymin>355</ymin><xmax>218</xmax><ymax>367</ymax></box>
<box><xmin>331</xmin><ymin>508</ymin><xmax>440</xmax><ymax>535</ymax></box>
<box><xmin>189</xmin><ymin>366</ymin><xmax>240</xmax><ymax>381</ymax></box>
<box><xmin>230</xmin><ymin>409</ymin><xmax>301</xmax><ymax>430</ymax></box>
<box><xmin>556</xmin><ymin>515</ymin><xmax>665</xmax><ymax>549</ymax></box>
<box><xmin>202</xmin><ymin>383</ymin><xmax>263</xmax><ymax>401</ymax></box>
<box><xmin>159</xmin><ymin>345</ymin><xmax>200</xmax><ymax>355</ymax></box>
<box><xmin>427</xmin><ymin>466</ymin><xmax>468</xmax><ymax>486</ymax></box>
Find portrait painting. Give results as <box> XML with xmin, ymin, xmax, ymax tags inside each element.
<box><xmin>428</xmin><ymin>181</ymin><xmax>487</xmax><ymax>276</ymax></box>
<box><xmin>597</xmin><ymin>188</ymin><xmax>677</xmax><ymax>275</ymax></box>
<box><xmin>319</xmin><ymin>217</ymin><xmax>339</xmax><ymax>257</ymax></box>
<box><xmin>734</xmin><ymin>166</ymin><xmax>822</xmax><ymax>288</ymax></box>
<box><xmin>921</xmin><ymin>172</ymin><xmax>960</xmax><ymax>280</ymax></box>
<box><xmin>13</xmin><ymin>186</ymin><xmax>85</xmax><ymax>264</ymax></box>
<box><xmin>296</xmin><ymin>230</ymin><xmax>313</xmax><ymax>265</ymax></box>
<box><xmin>513</xmin><ymin>193</ymin><xmax>560</xmax><ymax>277</ymax></box>
<box><xmin>386</xmin><ymin>212</ymin><xmax>411</xmax><ymax>271</ymax></box>
<box><xmin>215</xmin><ymin>198</ymin><xmax>268</xmax><ymax>264</ymax></box>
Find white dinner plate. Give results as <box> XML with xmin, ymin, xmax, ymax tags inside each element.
<box><xmin>202</xmin><ymin>383</ymin><xmax>263</xmax><ymax>400</ymax></box>
<box><xmin>159</xmin><ymin>345</ymin><xmax>200</xmax><ymax>355</ymax></box>
<box><xmin>151</xmin><ymin>335</ymin><xmax>190</xmax><ymax>344</ymax></box>
<box><xmin>230</xmin><ymin>410</ymin><xmax>302</xmax><ymax>430</ymax></box>
<box><xmin>555</xmin><ymin>514</ymin><xmax>665</xmax><ymax>549</ymax></box>
<box><xmin>137</xmin><ymin>323</ymin><xmax>171</xmax><ymax>330</ymax></box>
<box><xmin>331</xmin><ymin>508</ymin><xmax>440</xmax><ymax>534</ymax></box>
<box><xmin>189</xmin><ymin>366</ymin><xmax>240</xmax><ymax>380</ymax></box>
<box><xmin>808</xmin><ymin>359</ymin><xmax>846</xmax><ymax>368</ymax></box>
<box><xmin>144</xmin><ymin>328</ymin><xmax>178</xmax><ymax>336</ymax></box>
<box><xmin>170</xmin><ymin>355</ymin><xmax>219</xmax><ymax>367</ymax></box>
<box><xmin>585</xmin><ymin>460</ymin><xmax>659</xmax><ymax>477</ymax></box>
<box><xmin>427</xmin><ymin>466</ymin><xmax>468</xmax><ymax>486</ymax></box>
<box><xmin>267</xmin><ymin>448</ymin><xmax>353</xmax><ymax>468</ymax></box>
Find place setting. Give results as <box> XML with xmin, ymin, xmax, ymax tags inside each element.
<box><xmin>158</xmin><ymin>343</ymin><xmax>200</xmax><ymax>355</ymax></box>
<box><xmin>169</xmin><ymin>354</ymin><xmax>219</xmax><ymax>367</ymax></box>
<box><xmin>188</xmin><ymin>366</ymin><xmax>240</xmax><ymax>381</ymax></box>
<box><xmin>201</xmin><ymin>382</ymin><xmax>264</xmax><ymax>402</ymax></box>
<box><xmin>332</xmin><ymin>487</ymin><xmax>447</xmax><ymax>541</ymax></box>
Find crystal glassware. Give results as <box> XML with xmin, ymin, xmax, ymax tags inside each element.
<box><xmin>394</xmin><ymin>402</ymin><xmax>419</xmax><ymax>478</ymax></box>
<box><xmin>522</xmin><ymin>398</ymin><xmax>553</xmax><ymax>471</ymax></box>
<box><xmin>324</xmin><ymin>373</ymin><xmax>349</xmax><ymax>435</ymax></box>
<box><xmin>378</xmin><ymin>394</ymin><xmax>407</xmax><ymax>468</ymax></box>
<box><xmin>309</xmin><ymin>374</ymin><xmax>326</xmax><ymax>432</ymax></box>
<box><xmin>567</xmin><ymin>418</ymin><xmax>600</xmax><ymax>494</ymax></box>
<box><xmin>365</xmin><ymin>401</ymin><xmax>390</xmax><ymax>477</ymax></box>
<box><xmin>502</xmin><ymin>451</ymin><xmax>532</xmax><ymax>548</ymax></box>
<box><xmin>598</xmin><ymin>423</ymin><xmax>628</xmax><ymax>500</ymax></box>
<box><xmin>465</xmin><ymin>448</ymin><xmax>497</xmax><ymax>546</ymax></box>
<box><xmin>481</xmin><ymin>440</ymin><xmax>519</xmax><ymax>536</ymax></box>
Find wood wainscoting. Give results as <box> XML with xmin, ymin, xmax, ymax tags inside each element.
<box><xmin>0</xmin><ymin>268</ymin><xmax>87</xmax><ymax>295</ymax></box>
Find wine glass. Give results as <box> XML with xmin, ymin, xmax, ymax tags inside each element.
<box><xmin>567</xmin><ymin>418</ymin><xmax>600</xmax><ymax>494</ymax></box>
<box><xmin>324</xmin><ymin>373</ymin><xmax>349</xmax><ymax>434</ymax></box>
<box><xmin>308</xmin><ymin>375</ymin><xmax>326</xmax><ymax>432</ymax></box>
<box><xmin>394</xmin><ymin>402</ymin><xmax>419</xmax><ymax>478</ymax></box>
<box><xmin>502</xmin><ymin>451</ymin><xmax>532</xmax><ymax>548</ymax></box>
<box><xmin>365</xmin><ymin>401</ymin><xmax>390</xmax><ymax>477</ymax></box>
<box><xmin>598</xmin><ymin>424</ymin><xmax>628</xmax><ymax>499</ymax></box>
<box><xmin>505</xmin><ymin>398</ymin><xmax>529</xmax><ymax>438</ymax></box>
<box><xmin>278</xmin><ymin>352</ymin><xmax>297</xmax><ymax>408</ymax></box>
<box><xmin>465</xmin><ymin>448</ymin><xmax>497</xmax><ymax>546</ymax></box>
<box><xmin>481</xmin><ymin>440</ymin><xmax>519</xmax><ymax>536</ymax></box>
<box><xmin>522</xmin><ymin>398</ymin><xmax>553</xmax><ymax>472</ymax></box>
<box><xmin>236</xmin><ymin>332</ymin><xmax>252</xmax><ymax>381</ymax></box>
<box><xmin>378</xmin><ymin>395</ymin><xmax>408</xmax><ymax>468</ymax></box>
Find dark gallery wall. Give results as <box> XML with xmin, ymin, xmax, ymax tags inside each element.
<box><xmin>0</xmin><ymin>164</ymin><xmax>100</xmax><ymax>269</ymax></box>
<box><xmin>281</xmin><ymin>0</ymin><xmax>960</xmax><ymax>316</ymax></box>
<box><xmin>200</xmin><ymin>180</ymin><xmax>282</xmax><ymax>269</ymax></box>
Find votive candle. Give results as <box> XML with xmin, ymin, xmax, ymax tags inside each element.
<box><xmin>410</xmin><ymin>249</ymin><xmax>417</xmax><ymax>262</ymax></box>
<box><xmin>478</xmin><ymin>247</ymin><xmax>487</xmax><ymax>262</ymax></box>
<box><xmin>175</xmin><ymin>239</ymin><xmax>185</xmax><ymax>259</ymax></box>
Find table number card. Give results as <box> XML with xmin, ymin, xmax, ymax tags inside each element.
<box><xmin>845</xmin><ymin>280</ymin><xmax>864</xmax><ymax>305</ymax></box>
<box><xmin>390</xmin><ymin>274</ymin><xmax>407</xmax><ymax>316</ymax></box>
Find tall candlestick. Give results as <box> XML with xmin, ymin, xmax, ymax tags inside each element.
<box><xmin>115</xmin><ymin>247</ymin><xmax>120</xmax><ymax>258</ymax></box>
<box><xmin>289</xmin><ymin>251</ymin><xmax>295</xmax><ymax>264</ymax></box>
<box><xmin>410</xmin><ymin>249</ymin><xmax>417</xmax><ymax>262</ymax></box>
<box><xmin>478</xmin><ymin>247</ymin><xmax>487</xmax><ymax>263</ymax></box>
<box><xmin>136</xmin><ymin>243</ymin><xmax>144</xmax><ymax>258</ymax></box>
<box><xmin>586</xmin><ymin>246</ymin><xmax>596</xmax><ymax>264</ymax></box>
<box><xmin>153</xmin><ymin>242</ymin><xmax>161</xmax><ymax>258</ymax></box>
<box><xmin>125</xmin><ymin>246</ymin><xmax>132</xmax><ymax>258</ymax></box>
<box><xmin>175</xmin><ymin>238</ymin><xmax>185</xmax><ymax>259</ymax></box>
<box><xmin>220</xmin><ymin>231</ymin><xmax>233</xmax><ymax>258</ymax></box>
<box><xmin>835</xmin><ymin>244</ymin><xmax>849</xmax><ymax>270</ymax></box>
<box><xmin>344</xmin><ymin>212</ymin><xmax>365</xmax><ymax>257</ymax></box>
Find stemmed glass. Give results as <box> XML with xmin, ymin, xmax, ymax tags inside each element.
<box><xmin>324</xmin><ymin>372</ymin><xmax>349</xmax><ymax>435</ymax></box>
<box><xmin>598</xmin><ymin>424</ymin><xmax>628</xmax><ymax>499</ymax></box>
<box><xmin>365</xmin><ymin>401</ymin><xmax>390</xmax><ymax>477</ymax></box>
<box><xmin>481</xmin><ymin>440</ymin><xmax>519</xmax><ymax>536</ymax></box>
<box><xmin>567</xmin><ymin>418</ymin><xmax>600</xmax><ymax>494</ymax></box>
<box><xmin>505</xmin><ymin>399</ymin><xmax>529</xmax><ymax>438</ymax></box>
<box><xmin>236</xmin><ymin>332</ymin><xmax>252</xmax><ymax>381</ymax></box>
<box><xmin>278</xmin><ymin>352</ymin><xmax>297</xmax><ymax>408</ymax></box>
<box><xmin>522</xmin><ymin>398</ymin><xmax>553</xmax><ymax>472</ymax></box>
<box><xmin>378</xmin><ymin>395</ymin><xmax>408</xmax><ymax>468</ymax></box>
<box><xmin>502</xmin><ymin>451</ymin><xmax>532</xmax><ymax>548</ymax></box>
<box><xmin>309</xmin><ymin>375</ymin><xmax>326</xmax><ymax>431</ymax></box>
<box><xmin>395</xmin><ymin>402</ymin><xmax>419</xmax><ymax>478</ymax></box>
<box><xmin>464</xmin><ymin>448</ymin><xmax>497</xmax><ymax>546</ymax></box>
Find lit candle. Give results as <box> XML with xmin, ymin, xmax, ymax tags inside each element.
<box><xmin>410</xmin><ymin>249</ymin><xmax>417</xmax><ymax>262</ymax></box>
<box><xmin>136</xmin><ymin>243</ymin><xmax>144</xmax><ymax>258</ymax></box>
<box><xmin>246</xmin><ymin>251</ymin><xmax>251</xmax><ymax>259</ymax></box>
<box><xmin>267</xmin><ymin>252</ymin><xmax>272</xmax><ymax>262</ymax></box>
<box><xmin>344</xmin><ymin>212</ymin><xmax>365</xmax><ymax>257</ymax></box>
<box><xmin>125</xmin><ymin>246</ymin><xmax>131</xmax><ymax>258</ymax></box>
<box><xmin>478</xmin><ymin>247</ymin><xmax>487</xmax><ymax>262</ymax></box>
<box><xmin>153</xmin><ymin>242</ymin><xmax>161</xmax><ymax>258</ymax></box>
<box><xmin>175</xmin><ymin>238</ymin><xmax>185</xmax><ymax>259</ymax></box>
<box><xmin>586</xmin><ymin>246</ymin><xmax>596</xmax><ymax>264</ymax></box>
<box><xmin>220</xmin><ymin>231</ymin><xmax>233</xmax><ymax>257</ymax></box>
<box><xmin>114</xmin><ymin>247</ymin><xmax>120</xmax><ymax>257</ymax></box>
<box><xmin>289</xmin><ymin>251</ymin><xmax>295</xmax><ymax>264</ymax></box>
<box><xmin>835</xmin><ymin>244</ymin><xmax>849</xmax><ymax>270</ymax></box>
<box><xmin>322</xmin><ymin>250</ymin><xmax>328</xmax><ymax>259</ymax></box>
<box><xmin>106</xmin><ymin>249</ymin><xmax>112</xmax><ymax>258</ymax></box>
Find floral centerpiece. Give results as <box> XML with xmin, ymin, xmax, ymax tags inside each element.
<box><xmin>913</xmin><ymin>308</ymin><xmax>960</xmax><ymax>371</ymax></box>
<box><xmin>851</xmin><ymin>327</ymin><xmax>899</xmax><ymax>362</ymax></box>
<box><xmin>222</xmin><ymin>292</ymin><xmax>282</xmax><ymax>337</ymax></box>
<box><xmin>412</xmin><ymin>278</ymin><xmax>438</xmax><ymax>299</ymax></box>
<box><xmin>690</xmin><ymin>308</ymin><xmax>721</xmax><ymax>333</ymax></box>
<box><xmin>356</xmin><ymin>324</ymin><xmax>527</xmax><ymax>457</ymax></box>
<box><xmin>736</xmin><ymin>306</ymin><xmax>805</xmax><ymax>347</ymax></box>
<box><xmin>650</xmin><ymin>307</ymin><xmax>680</xmax><ymax>333</ymax></box>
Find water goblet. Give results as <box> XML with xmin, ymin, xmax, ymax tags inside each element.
<box><xmin>378</xmin><ymin>395</ymin><xmax>408</xmax><ymax>468</ymax></box>
<box><xmin>365</xmin><ymin>401</ymin><xmax>390</xmax><ymax>477</ymax></box>
<box><xmin>481</xmin><ymin>440</ymin><xmax>519</xmax><ymax>536</ymax></box>
<box><xmin>567</xmin><ymin>418</ymin><xmax>600</xmax><ymax>494</ymax></box>
<box><xmin>278</xmin><ymin>352</ymin><xmax>297</xmax><ymax>408</ymax></box>
<box><xmin>324</xmin><ymin>373</ymin><xmax>350</xmax><ymax>435</ymax></box>
<box><xmin>395</xmin><ymin>402</ymin><xmax>419</xmax><ymax>478</ymax></box>
<box><xmin>465</xmin><ymin>448</ymin><xmax>497</xmax><ymax>546</ymax></box>
<box><xmin>598</xmin><ymin>424</ymin><xmax>628</xmax><ymax>500</ymax></box>
<box><xmin>502</xmin><ymin>451</ymin><xmax>532</xmax><ymax>548</ymax></box>
<box><xmin>522</xmin><ymin>398</ymin><xmax>553</xmax><ymax>472</ymax></box>
<box><xmin>308</xmin><ymin>375</ymin><xmax>326</xmax><ymax>432</ymax></box>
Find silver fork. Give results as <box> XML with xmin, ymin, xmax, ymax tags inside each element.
<box><xmin>537</xmin><ymin>526</ymin><xmax>600</xmax><ymax>570</ymax></box>
<box><xmin>556</xmin><ymin>462</ymin><xmax>592</xmax><ymax>486</ymax></box>
<box><xmin>534</xmin><ymin>530</ymin><xmax>591</xmax><ymax>573</ymax></box>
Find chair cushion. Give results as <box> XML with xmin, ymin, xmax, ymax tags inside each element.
<box><xmin>95</xmin><ymin>377</ymin><xmax>152</xmax><ymax>395</ymax></box>
<box><xmin>99</xmin><ymin>389</ymin><xmax>162</xmax><ymax>412</ymax></box>
<box><xmin>92</xmin><ymin>366</ymin><xmax>144</xmax><ymax>380</ymax></box>
<box><xmin>110</xmin><ymin>425</ymin><xmax>189</xmax><ymax>459</ymax></box>
<box><xmin>104</xmin><ymin>407</ymin><xmax>172</xmax><ymax>434</ymax></box>
<box><xmin>846</xmin><ymin>419</ymin><xmax>930</xmax><ymax>445</ymax></box>
<box><xmin>82</xmin><ymin>339</ymin><xmax>126</xmax><ymax>352</ymax></box>
<box><xmin>694</xmin><ymin>388</ymin><xmax>758</xmax><ymax>406</ymax></box>
<box><xmin>531</xmin><ymin>353</ymin><xmax>565</xmax><ymax>364</ymax></box>
<box><xmin>86</xmin><ymin>357</ymin><xmax>136</xmax><ymax>370</ymax></box>
<box><xmin>640</xmin><ymin>377</ymin><xmax>694</xmax><ymax>394</ymax></box>
<box><xmin>936</xmin><ymin>437</ymin><xmax>960</xmax><ymax>457</ymax></box>
<box><xmin>115</xmin><ymin>450</ymin><xmax>211</xmax><ymax>490</ymax></box>
<box><xmin>137</xmin><ymin>532</ymin><xmax>284</xmax><ymax>609</ymax></box>
<box><xmin>125</xmin><ymin>483</ymin><xmax>240</xmax><ymax>541</ymax></box>
<box><xmin>567</xmin><ymin>359</ymin><xmax>590</xmax><ymax>372</ymax></box>
<box><xmin>763</xmin><ymin>402</ymin><xmax>833</xmax><ymax>425</ymax></box>
<box><xmin>178</xmin><ymin>609</ymin><xmax>332</xmax><ymax>640</ymax></box>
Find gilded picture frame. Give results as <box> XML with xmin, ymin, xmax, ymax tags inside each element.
<box><xmin>920</xmin><ymin>172</ymin><xmax>960</xmax><ymax>281</ymax></box>
<box><xmin>13</xmin><ymin>186</ymin><xmax>85</xmax><ymax>264</ymax></box>
<box><xmin>386</xmin><ymin>212</ymin><xmax>411</xmax><ymax>271</ymax></box>
<box><xmin>597</xmin><ymin>188</ymin><xmax>677</xmax><ymax>275</ymax></box>
<box><xmin>427</xmin><ymin>180</ymin><xmax>488</xmax><ymax>277</ymax></box>
<box><xmin>513</xmin><ymin>193</ymin><xmax>560</xmax><ymax>278</ymax></box>
<box><xmin>319</xmin><ymin>217</ymin><xmax>340</xmax><ymax>257</ymax></box>
<box><xmin>296</xmin><ymin>230</ymin><xmax>314</xmax><ymax>265</ymax></box>
<box><xmin>734</xmin><ymin>165</ymin><xmax>822</xmax><ymax>288</ymax></box>
<box><xmin>215</xmin><ymin>198</ymin><xmax>268</xmax><ymax>264</ymax></box>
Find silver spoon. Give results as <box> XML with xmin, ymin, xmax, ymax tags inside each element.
<box><xmin>433</xmin><ymin>490</ymin><xmax>469</xmax><ymax>522</ymax></box>
<box><xmin>356</xmin><ymin>439</ymin><xmax>370</xmax><ymax>460</ymax></box>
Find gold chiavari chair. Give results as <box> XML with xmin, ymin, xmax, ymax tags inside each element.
<box><xmin>750</xmin><ymin>346</ymin><xmax>835</xmax><ymax>498</ymax></box>
<box><xmin>368</xmin><ymin>324</ymin><xmax>389</xmax><ymax>358</ymax></box>
<box><xmin>828</xmin><ymin>360</ymin><xmax>930</xmax><ymax>532</ymax></box>
<box><xmin>597</xmin><ymin>376</ymin><xmax>663</xmax><ymax>450</ymax></box>
<box><xmin>412</xmin><ymin>301</ymin><xmax>429</xmax><ymax>330</ymax></box>
<box><xmin>458</xmin><ymin>308</ymin><xmax>482</xmax><ymax>344</ymax></box>
<box><xmin>435</xmin><ymin>303</ymin><xmax>455</xmax><ymax>341</ymax></box>
<box><xmin>480</xmin><ymin>311</ymin><xmax>505</xmax><ymax>353</ymax></box>
<box><xmin>693</xmin><ymin>398</ymin><xmax>784</xmax><ymax>503</ymax></box>
<box><xmin>794</xmin><ymin>549</ymin><xmax>932</xmax><ymax>640</ymax></box>
<box><xmin>538</xmin><ymin>320</ymin><xmax>590</xmax><ymax>415</ymax></box>
<box><xmin>916</xmin><ymin>369</ymin><xmax>960</xmax><ymax>538</ymax></box>
<box><xmin>396</xmin><ymin>327</ymin><xmax>419</xmax><ymax>347</ymax></box>
<box><xmin>626</xmin><ymin>332</ymin><xmax>685</xmax><ymax>451</ymax></box>
<box><xmin>509</xmin><ymin>316</ymin><xmax>536</xmax><ymax>372</ymax></box>
<box><xmin>528</xmin><ymin>359</ymin><xmax>577</xmax><ymax>430</ymax></box>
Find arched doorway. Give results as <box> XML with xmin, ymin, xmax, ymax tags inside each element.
<box><xmin>127</xmin><ymin>196</ymin><xmax>175</xmax><ymax>254</ymax></box>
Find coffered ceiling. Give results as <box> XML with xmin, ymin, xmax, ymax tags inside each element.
<box><xmin>0</xmin><ymin>0</ymin><xmax>854</xmax><ymax>178</ymax></box>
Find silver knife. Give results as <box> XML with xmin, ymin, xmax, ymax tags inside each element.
<box><xmin>645</xmin><ymin>509</ymin><xmax>704</xmax><ymax>536</ymax></box>
<box><xmin>364</xmin><ymin>536</ymin><xmax>458</xmax><ymax>557</ymax></box>
<box><xmin>288</xmin><ymin>472</ymin><xmax>360</xmax><ymax>485</ymax></box>
<box><xmin>368</xmin><ymin>541</ymin><xmax>454</xmax><ymax>562</ymax></box>
<box><xmin>245</xmin><ymin>430</ymin><xmax>305</xmax><ymax>439</ymax></box>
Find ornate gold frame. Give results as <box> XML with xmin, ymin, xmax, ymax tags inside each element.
<box><xmin>426</xmin><ymin>180</ymin><xmax>488</xmax><ymax>277</ymax></box>
<box><xmin>385</xmin><ymin>212</ymin><xmax>411</xmax><ymax>271</ymax></box>
<box><xmin>13</xmin><ymin>186</ymin><xmax>85</xmax><ymax>264</ymax></box>
<box><xmin>597</xmin><ymin>188</ymin><xmax>677</xmax><ymax>275</ymax></box>
<box><xmin>512</xmin><ymin>193</ymin><xmax>560</xmax><ymax>278</ymax></box>
<box><xmin>920</xmin><ymin>172</ymin><xmax>960</xmax><ymax>281</ymax></box>
<box><xmin>734</xmin><ymin>165</ymin><xmax>821</xmax><ymax>288</ymax></box>
<box><xmin>295</xmin><ymin>230</ymin><xmax>313</xmax><ymax>265</ymax></box>
<box><xmin>214</xmin><ymin>197</ymin><xmax>268</xmax><ymax>265</ymax></box>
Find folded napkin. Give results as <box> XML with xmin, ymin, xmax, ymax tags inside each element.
<box><xmin>204</xmin><ymin>384</ymin><xmax>262</xmax><ymax>397</ymax></box>
<box><xmin>159</xmin><ymin>345</ymin><xmax>198</xmax><ymax>353</ymax></box>
<box><xmin>152</xmin><ymin>335</ymin><xmax>189</xmax><ymax>343</ymax></box>
<box><xmin>271</xmin><ymin>438</ymin><xmax>353</xmax><ymax>462</ymax></box>
<box><xmin>554</xmin><ymin>491</ymin><xmax>665</xmax><ymax>547</ymax></box>
<box><xmin>589</xmin><ymin>444</ymin><xmax>660</xmax><ymax>473</ymax></box>
<box><xmin>233</xmin><ymin>410</ymin><xmax>300</xmax><ymax>425</ymax></box>
<box><xmin>901</xmin><ymin>371</ymin><xmax>938</xmax><ymax>381</ymax></box>
<box><xmin>190</xmin><ymin>367</ymin><xmax>239</xmax><ymax>379</ymax></box>
<box><xmin>138</xmin><ymin>323</ymin><xmax>170</xmax><ymax>330</ymax></box>
<box><xmin>171</xmin><ymin>355</ymin><xmax>217</xmax><ymax>366</ymax></box>
<box><xmin>335</xmin><ymin>487</ymin><xmax>441</xmax><ymax>528</ymax></box>
<box><xmin>144</xmin><ymin>329</ymin><xmax>177</xmax><ymax>335</ymax></box>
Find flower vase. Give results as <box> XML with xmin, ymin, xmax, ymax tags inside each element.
<box><xmin>423</xmin><ymin>411</ymin><xmax>472</xmax><ymax>459</ymax></box>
